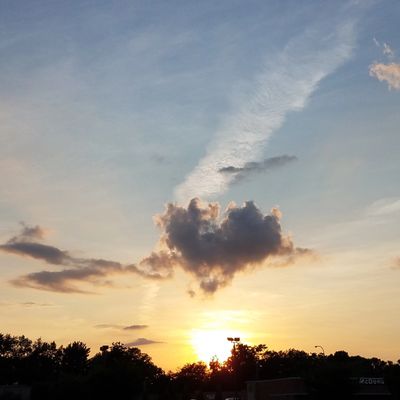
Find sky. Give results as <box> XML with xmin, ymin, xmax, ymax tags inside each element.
<box><xmin>1</xmin><ymin>0</ymin><xmax>400</xmax><ymax>371</ymax></box>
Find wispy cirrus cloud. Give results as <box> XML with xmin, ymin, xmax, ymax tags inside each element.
<box><xmin>365</xmin><ymin>197</ymin><xmax>400</xmax><ymax>217</ymax></box>
<box><xmin>174</xmin><ymin>18</ymin><xmax>355</xmax><ymax>202</ymax></box>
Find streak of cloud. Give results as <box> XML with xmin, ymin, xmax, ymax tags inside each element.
<box><xmin>174</xmin><ymin>19</ymin><xmax>355</xmax><ymax>202</ymax></box>
<box><xmin>11</xmin><ymin>263</ymin><xmax>141</xmax><ymax>294</ymax></box>
<box><xmin>1</xmin><ymin>224</ymin><xmax>167</xmax><ymax>293</ymax></box>
<box><xmin>141</xmin><ymin>198</ymin><xmax>311</xmax><ymax>294</ymax></box>
<box><xmin>219</xmin><ymin>154</ymin><xmax>297</xmax><ymax>183</ymax></box>
<box><xmin>95</xmin><ymin>324</ymin><xmax>148</xmax><ymax>330</ymax></box>
<box><xmin>366</xmin><ymin>197</ymin><xmax>400</xmax><ymax>217</ymax></box>
<box><xmin>125</xmin><ymin>338</ymin><xmax>163</xmax><ymax>346</ymax></box>
<box><xmin>0</xmin><ymin>301</ymin><xmax>55</xmax><ymax>307</ymax></box>
<box><xmin>123</xmin><ymin>324</ymin><xmax>148</xmax><ymax>330</ymax></box>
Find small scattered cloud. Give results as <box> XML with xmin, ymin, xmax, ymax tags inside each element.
<box><xmin>1</xmin><ymin>224</ymin><xmax>167</xmax><ymax>293</ymax></box>
<box><xmin>373</xmin><ymin>37</ymin><xmax>380</xmax><ymax>47</ymax></box>
<box><xmin>141</xmin><ymin>198</ymin><xmax>310</xmax><ymax>294</ymax></box>
<box><xmin>219</xmin><ymin>155</ymin><xmax>297</xmax><ymax>183</ymax></box>
<box><xmin>369</xmin><ymin>40</ymin><xmax>399</xmax><ymax>90</ymax></box>
<box><xmin>123</xmin><ymin>324</ymin><xmax>148</xmax><ymax>330</ymax></box>
<box><xmin>125</xmin><ymin>338</ymin><xmax>163</xmax><ymax>346</ymax></box>
<box><xmin>95</xmin><ymin>323</ymin><xmax>148</xmax><ymax>330</ymax></box>
<box><xmin>369</xmin><ymin>62</ymin><xmax>400</xmax><ymax>90</ymax></box>
<box><xmin>373</xmin><ymin>37</ymin><xmax>395</xmax><ymax>59</ymax></box>
<box><xmin>383</xmin><ymin>43</ymin><xmax>395</xmax><ymax>58</ymax></box>
<box><xmin>0</xmin><ymin>301</ymin><xmax>55</xmax><ymax>308</ymax></box>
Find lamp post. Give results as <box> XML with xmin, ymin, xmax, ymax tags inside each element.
<box><xmin>314</xmin><ymin>345</ymin><xmax>325</xmax><ymax>356</ymax></box>
<box><xmin>227</xmin><ymin>337</ymin><xmax>240</xmax><ymax>349</ymax></box>
<box><xmin>227</xmin><ymin>337</ymin><xmax>241</xmax><ymax>399</ymax></box>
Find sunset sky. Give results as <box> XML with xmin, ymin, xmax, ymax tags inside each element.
<box><xmin>1</xmin><ymin>0</ymin><xmax>400</xmax><ymax>371</ymax></box>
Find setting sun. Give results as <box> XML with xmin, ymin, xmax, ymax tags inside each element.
<box><xmin>191</xmin><ymin>330</ymin><xmax>243</xmax><ymax>363</ymax></box>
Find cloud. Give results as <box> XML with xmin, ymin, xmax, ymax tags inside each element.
<box><xmin>20</xmin><ymin>301</ymin><xmax>55</xmax><ymax>307</ymax></box>
<box><xmin>365</xmin><ymin>197</ymin><xmax>400</xmax><ymax>217</ymax></box>
<box><xmin>219</xmin><ymin>154</ymin><xmax>297</xmax><ymax>183</ymax></box>
<box><xmin>373</xmin><ymin>38</ymin><xmax>395</xmax><ymax>59</ymax></box>
<box><xmin>12</xmin><ymin>223</ymin><xmax>46</xmax><ymax>241</ymax></box>
<box><xmin>392</xmin><ymin>257</ymin><xmax>400</xmax><ymax>270</ymax></box>
<box><xmin>174</xmin><ymin>19</ymin><xmax>355</xmax><ymax>202</ymax></box>
<box><xmin>0</xmin><ymin>301</ymin><xmax>55</xmax><ymax>307</ymax></box>
<box><xmin>95</xmin><ymin>324</ymin><xmax>148</xmax><ymax>330</ymax></box>
<box><xmin>11</xmin><ymin>262</ymin><xmax>141</xmax><ymax>293</ymax></box>
<box><xmin>125</xmin><ymin>338</ymin><xmax>163</xmax><ymax>346</ymax></box>
<box><xmin>123</xmin><ymin>324</ymin><xmax>148</xmax><ymax>330</ymax></box>
<box><xmin>383</xmin><ymin>43</ymin><xmax>395</xmax><ymax>58</ymax></box>
<box><xmin>94</xmin><ymin>324</ymin><xmax>122</xmax><ymax>329</ymax></box>
<box><xmin>1</xmin><ymin>224</ymin><xmax>166</xmax><ymax>293</ymax></box>
<box><xmin>369</xmin><ymin>62</ymin><xmax>400</xmax><ymax>90</ymax></box>
<box><xmin>1</xmin><ymin>241</ymin><xmax>71</xmax><ymax>265</ymax></box>
<box><xmin>265</xmin><ymin>247</ymin><xmax>317</xmax><ymax>268</ymax></box>
<box><xmin>141</xmin><ymin>198</ymin><xmax>310</xmax><ymax>294</ymax></box>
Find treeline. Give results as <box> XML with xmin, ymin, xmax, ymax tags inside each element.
<box><xmin>1</xmin><ymin>333</ymin><xmax>400</xmax><ymax>399</ymax></box>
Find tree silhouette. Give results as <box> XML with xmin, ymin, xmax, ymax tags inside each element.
<box><xmin>1</xmin><ymin>332</ymin><xmax>400</xmax><ymax>399</ymax></box>
<box><xmin>61</xmin><ymin>341</ymin><xmax>90</xmax><ymax>375</ymax></box>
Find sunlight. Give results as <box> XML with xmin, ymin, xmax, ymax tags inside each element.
<box><xmin>191</xmin><ymin>329</ymin><xmax>243</xmax><ymax>363</ymax></box>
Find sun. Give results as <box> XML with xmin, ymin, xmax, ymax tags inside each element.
<box><xmin>191</xmin><ymin>329</ymin><xmax>240</xmax><ymax>363</ymax></box>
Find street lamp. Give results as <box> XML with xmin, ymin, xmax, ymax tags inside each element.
<box><xmin>314</xmin><ymin>345</ymin><xmax>325</xmax><ymax>356</ymax></box>
<box><xmin>227</xmin><ymin>337</ymin><xmax>240</xmax><ymax>349</ymax></box>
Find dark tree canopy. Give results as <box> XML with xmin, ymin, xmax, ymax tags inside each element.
<box><xmin>1</xmin><ymin>333</ymin><xmax>400</xmax><ymax>400</ymax></box>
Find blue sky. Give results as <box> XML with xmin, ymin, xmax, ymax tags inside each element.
<box><xmin>1</xmin><ymin>0</ymin><xmax>400</xmax><ymax>369</ymax></box>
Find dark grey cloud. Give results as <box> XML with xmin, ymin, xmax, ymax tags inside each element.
<box><xmin>1</xmin><ymin>241</ymin><xmax>70</xmax><ymax>265</ymax></box>
<box><xmin>141</xmin><ymin>198</ymin><xmax>309</xmax><ymax>294</ymax></box>
<box><xmin>219</xmin><ymin>155</ymin><xmax>297</xmax><ymax>183</ymax></box>
<box><xmin>2</xmin><ymin>224</ymin><xmax>165</xmax><ymax>293</ymax></box>
<box><xmin>11</xmin><ymin>262</ymin><xmax>140</xmax><ymax>293</ymax></box>
<box><xmin>0</xmin><ymin>223</ymin><xmax>68</xmax><ymax>265</ymax></box>
<box><xmin>125</xmin><ymin>338</ymin><xmax>163</xmax><ymax>346</ymax></box>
